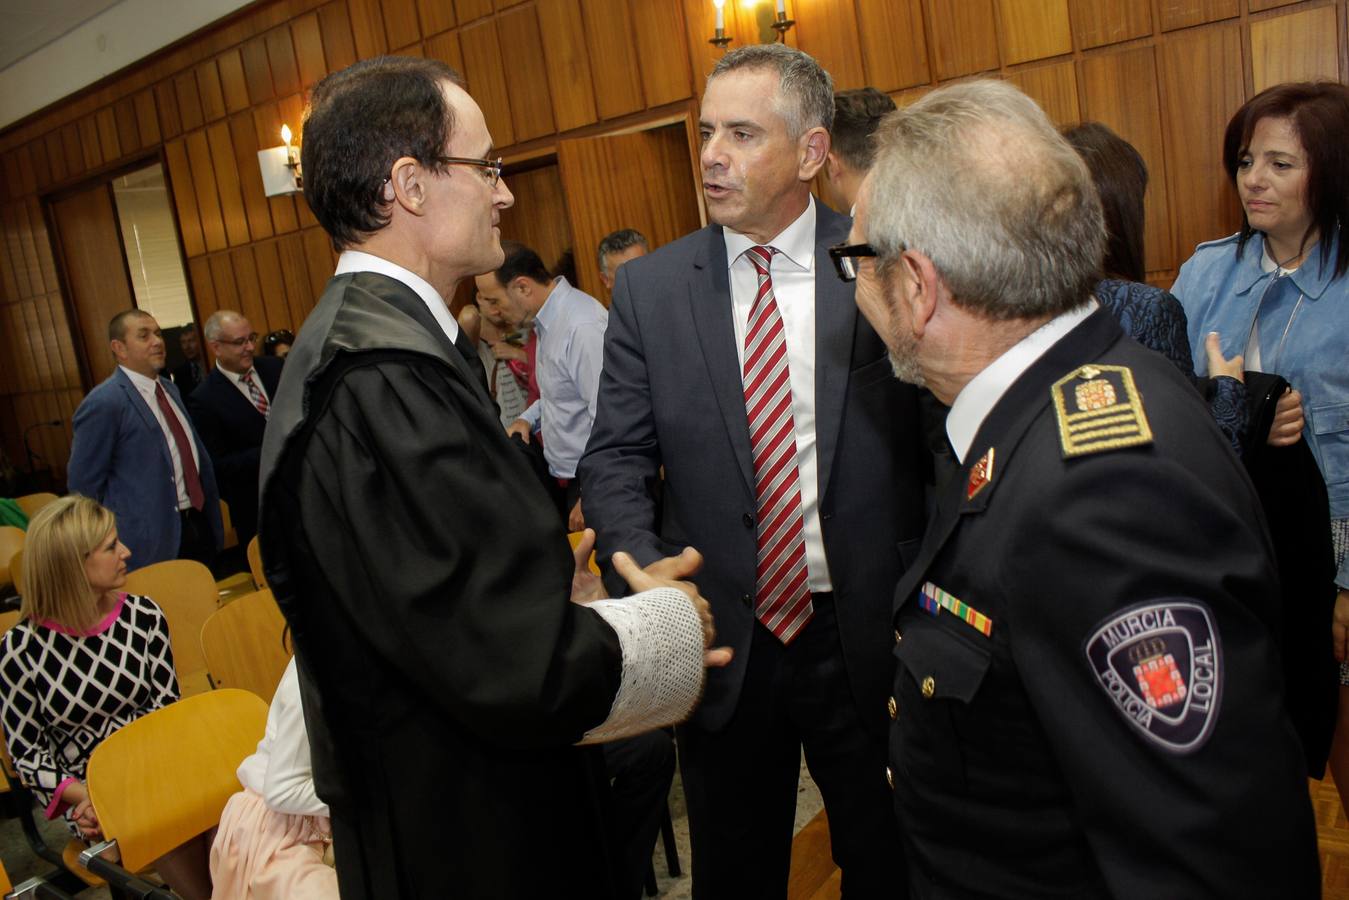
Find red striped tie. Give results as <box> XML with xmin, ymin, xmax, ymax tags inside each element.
<box><xmin>241</xmin><ymin>369</ymin><xmax>269</xmax><ymax>417</ymax></box>
<box><xmin>742</xmin><ymin>245</ymin><xmax>813</xmax><ymax>644</ymax></box>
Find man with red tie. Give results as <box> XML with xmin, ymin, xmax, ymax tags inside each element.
<box><xmin>68</xmin><ymin>309</ymin><xmax>223</xmax><ymax>571</ymax></box>
<box><xmin>580</xmin><ymin>43</ymin><xmax>926</xmax><ymax>898</ymax></box>
<box><xmin>186</xmin><ymin>310</ymin><xmax>283</xmax><ymax>550</ymax></box>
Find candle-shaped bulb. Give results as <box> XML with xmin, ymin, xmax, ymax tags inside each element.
<box><xmin>777</xmin><ymin>0</ymin><xmax>785</xmax><ymax>14</ymax></box>
<box><xmin>281</xmin><ymin>124</ymin><xmax>293</xmax><ymax>147</ymax></box>
<box><xmin>713</xmin><ymin>0</ymin><xmax>725</xmax><ymax>31</ymax></box>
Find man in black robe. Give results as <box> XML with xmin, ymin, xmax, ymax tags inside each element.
<box><xmin>257</xmin><ymin>56</ymin><xmax>727</xmax><ymax>900</ymax></box>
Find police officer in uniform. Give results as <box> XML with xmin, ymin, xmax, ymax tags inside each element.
<box><xmin>840</xmin><ymin>79</ymin><xmax>1318</xmax><ymax>898</ymax></box>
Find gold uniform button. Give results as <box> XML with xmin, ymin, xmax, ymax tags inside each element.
<box><xmin>921</xmin><ymin>676</ymin><xmax>936</xmax><ymax>699</ymax></box>
<box><xmin>885</xmin><ymin>766</ymin><xmax>894</xmax><ymax>790</ymax></box>
<box><xmin>894</xmin><ymin>629</ymin><xmax>902</xmax><ymax>644</ymax></box>
<box><xmin>887</xmin><ymin>696</ymin><xmax>898</xmax><ymax>720</ymax></box>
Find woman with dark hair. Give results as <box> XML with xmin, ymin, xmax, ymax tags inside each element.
<box><xmin>262</xmin><ymin>330</ymin><xmax>294</xmax><ymax>359</ymax></box>
<box><xmin>1172</xmin><ymin>81</ymin><xmax>1349</xmax><ymax>794</ymax></box>
<box><xmin>1063</xmin><ymin>122</ymin><xmax>1246</xmax><ymax>452</ymax></box>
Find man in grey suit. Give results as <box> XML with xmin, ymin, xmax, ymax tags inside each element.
<box><xmin>68</xmin><ymin>309</ymin><xmax>222</xmax><ymax>571</ymax></box>
<box><xmin>580</xmin><ymin>45</ymin><xmax>925</xmax><ymax>898</ymax></box>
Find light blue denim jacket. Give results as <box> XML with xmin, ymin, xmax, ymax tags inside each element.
<box><xmin>1173</xmin><ymin>231</ymin><xmax>1349</xmax><ymax>587</ymax></box>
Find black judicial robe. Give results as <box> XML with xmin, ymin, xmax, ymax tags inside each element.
<box><xmin>257</xmin><ymin>271</ymin><xmax>624</xmax><ymax>899</ymax></box>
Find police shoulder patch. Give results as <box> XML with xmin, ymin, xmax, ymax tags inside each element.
<box><xmin>1083</xmin><ymin>599</ymin><xmax>1222</xmax><ymax>754</ymax></box>
<box><xmin>1051</xmin><ymin>364</ymin><xmax>1153</xmax><ymax>458</ymax></box>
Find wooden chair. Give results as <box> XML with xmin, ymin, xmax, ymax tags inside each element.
<box><xmin>13</xmin><ymin>492</ymin><xmax>58</xmax><ymax>520</ymax></box>
<box><xmin>123</xmin><ymin>560</ymin><xmax>218</xmax><ymax>698</ymax></box>
<box><xmin>80</xmin><ymin>689</ymin><xmax>267</xmax><ymax>893</ymax></box>
<box><xmin>246</xmin><ymin>535</ymin><xmax>267</xmax><ymax>589</ymax></box>
<box><xmin>8</xmin><ymin>549</ymin><xmax>24</xmax><ymax>598</ymax></box>
<box><xmin>567</xmin><ymin>530</ymin><xmax>602</xmax><ymax>576</ymax></box>
<box><xmin>0</xmin><ymin>527</ymin><xmax>25</xmax><ymax>593</ymax></box>
<box><xmin>218</xmin><ymin>499</ymin><xmax>238</xmax><ymax>551</ymax></box>
<box><xmin>200</xmin><ymin>589</ymin><xmax>291</xmax><ymax>703</ymax></box>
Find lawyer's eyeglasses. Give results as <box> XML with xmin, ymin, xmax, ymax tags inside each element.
<box><xmin>828</xmin><ymin>242</ymin><xmax>878</xmax><ymax>283</ymax></box>
<box><xmin>435</xmin><ymin>156</ymin><xmax>503</xmax><ymax>187</ymax></box>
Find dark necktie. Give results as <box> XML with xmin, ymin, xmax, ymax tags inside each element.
<box><xmin>454</xmin><ymin>329</ymin><xmax>491</xmax><ymax>396</ymax></box>
<box><xmin>153</xmin><ymin>382</ymin><xmax>205</xmax><ymax>510</ymax></box>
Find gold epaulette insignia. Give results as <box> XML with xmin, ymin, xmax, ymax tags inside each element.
<box><xmin>1051</xmin><ymin>364</ymin><xmax>1153</xmax><ymax>458</ymax></box>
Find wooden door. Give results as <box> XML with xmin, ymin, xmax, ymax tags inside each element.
<box><xmin>557</xmin><ymin>118</ymin><xmax>704</xmax><ymax>303</ymax></box>
<box><xmin>50</xmin><ymin>184</ymin><xmax>135</xmax><ymax>387</ymax></box>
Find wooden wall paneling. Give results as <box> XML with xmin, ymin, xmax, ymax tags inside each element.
<box><xmin>580</xmin><ymin>0</ymin><xmax>646</xmax><ymax>120</ymax></box>
<box><xmin>46</xmin><ymin>291</ymin><xmax>82</xmax><ymax>386</ymax></box>
<box><xmin>45</xmin><ymin>132</ymin><xmax>68</xmax><ymax>186</ymax></box>
<box><xmin>536</xmin><ymin>0</ymin><xmax>599</xmax><ymax>132</ymax></box>
<box><xmin>253</xmin><ymin>103</ymin><xmax>301</xmax><ymax>233</ymax></box>
<box><xmin>1081</xmin><ymin>46</ymin><xmax>1175</xmax><ymax>273</ymax></box>
<box><xmin>95</xmin><ymin>108</ymin><xmax>122</xmax><ymax>164</ymax></box>
<box><xmin>292</xmin><ymin>13</ymin><xmax>329</xmax><ymax>87</ymax></box>
<box><xmin>22</xmin><ymin>302</ymin><xmax>52</xmax><ymax>389</ymax></box>
<box><xmin>228</xmin><ymin>112</ymin><xmax>275</xmax><ymax>242</ymax></box>
<box><xmin>498</xmin><ymin>0</ymin><xmax>529</xmax><ymax>8</ymax></box>
<box><xmin>164</xmin><ymin>139</ymin><xmax>207</xmax><ymax>257</ymax></box>
<box><xmin>196</xmin><ymin>60</ymin><xmax>228</xmax><ymax>123</ymax></box>
<box><xmin>134</xmin><ymin>90</ymin><xmax>162</xmax><ymax>146</ymax></box>
<box><xmin>348</xmin><ymin>0</ymin><xmax>390</xmax><ymax>58</ymax></box>
<box><xmin>417</xmin><ymin>0</ymin><xmax>456</xmax><ymax>36</ymax></box>
<box><xmin>114</xmin><ymin>98</ymin><xmax>142</xmax><ymax>159</ymax></box>
<box><xmin>425</xmin><ymin>29</ymin><xmax>465</xmax><ymax>72</ymax></box>
<box><xmin>188</xmin><ymin>256</ymin><xmax>218</xmax><ymax>324</ymax></box>
<box><xmin>498</xmin><ymin>7</ymin><xmax>557</xmax><ymax>142</ymax></box>
<box><xmin>185</xmin><ymin>130</ymin><xmax>229</xmax><ymax>253</ymax></box>
<box><xmin>15</xmin><ymin>202</ymin><xmax>46</xmax><ymax>296</ymax></box>
<box><xmin>251</xmin><ymin>240</ymin><xmax>289</xmax><ymax>329</ymax></box>
<box><xmin>1250</xmin><ymin>5</ymin><xmax>1339</xmax><ymax>92</ymax></box>
<box><xmin>1007</xmin><ymin>61</ymin><xmax>1080</xmax><ymax>126</ymax></box>
<box><xmin>459</xmin><ymin>19</ymin><xmax>516</xmax><ymax>147</ymax></box>
<box><xmin>455</xmin><ymin>0</ymin><xmax>494</xmax><ymax>23</ymax></box>
<box><xmin>1250</xmin><ymin>0</ymin><xmax>1301</xmax><ymax>10</ymax></box>
<box><xmin>856</xmin><ymin>0</ymin><xmax>930</xmax><ymax>92</ymax></box>
<box><xmin>319</xmin><ymin>1</ymin><xmax>360</xmax><ymax>73</ymax></box>
<box><xmin>218</xmin><ymin>50</ymin><xmax>252</xmax><ymax>113</ymax></box>
<box><xmin>997</xmin><ymin>0</ymin><xmax>1072</xmax><ymax>65</ymax></box>
<box><xmin>266</xmin><ymin>26</ymin><xmax>303</xmax><ymax>97</ymax></box>
<box><xmin>208</xmin><ymin>252</ymin><xmax>241</xmax><ymax>316</ymax></box>
<box><xmin>1</xmin><ymin>205</ymin><xmax>31</xmax><ymax>298</ymax></box>
<box><xmin>497</xmin><ymin>163</ymin><xmax>572</xmax><ymax>282</ymax></box>
<box><xmin>274</xmin><ymin>94</ymin><xmax>319</xmax><ymax>229</ymax></box>
<box><xmin>242</xmin><ymin>36</ymin><xmax>277</xmax><ymax>105</ymax></box>
<box><xmin>27</xmin><ymin>140</ymin><xmax>50</xmax><ymax>193</ymax></box>
<box><xmin>630</xmin><ymin>0</ymin><xmax>694</xmax><ymax>106</ymax></box>
<box><xmin>791</xmin><ymin>0</ymin><xmax>867</xmax><ymax>90</ymax></box>
<box><xmin>60</xmin><ymin>124</ymin><xmax>86</xmax><ymax>179</ymax></box>
<box><xmin>381</xmin><ymin>0</ymin><xmax>422</xmax><ymax>49</ymax></box>
<box><xmin>155</xmin><ymin>81</ymin><xmax>184</xmax><ymax>140</ymax></box>
<box><xmin>682</xmin><ymin>0</ymin><xmax>727</xmax><ymax>90</ymax></box>
<box><xmin>926</xmin><ymin>0</ymin><xmax>1001</xmax><ymax>80</ymax></box>
<box><xmin>175</xmin><ymin>72</ymin><xmax>205</xmax><ymax>132</ymax></box>
<box><xmin>1070</xmin><ymin>0</ymin><xmax>1151</xmax><ymax>50</ymax></box>
<box><xmin>32</xmin><ymin>200</ymin><xmax>57</xmax><ymax>290</ymax></box>
<box><xmin>77</xmin><ymin>118</ymin><xmax>104</xmax><ymax>171</ymax></box>
<box><xmin>1158</xmin><ymin>0</ymin><xmax>1240</xmax><ymax>32</ymax></box>
<box><xmin>302</xmin><ymin>227</ymin><xmax>336</xmax><ymax>301</ymax></box>
<box><xmin>228</xmin><ymin>246</ymin><xmax>268</xmax><ymax>330</ymax></box>
<box><xmin>205</xmin><ymin>121</ymin><xmax>251</xmax><ymax>247</ymax></box>
<box><xmin>2</xmin><ymin>153</ymin><xmax>18</xmax><ymax>201</ymax></box>
<box><xmin>277</xmin><ymin>232</ymin><xmax>315</xmax><ymax>324</ymax></box>
<box><xmin>13</xmin><ymin>146</ymin><xmax>37</xmax><ymax>197</ymax></box>
<box><xmin>1159</xmin><ymin>23</ymin><xmax>1245</xmax><ymax>268</ymax></box>
<box><xmin>0</xmin><ymin>229</ymin><xmax>17</xmax><ymax>303</ymax></box>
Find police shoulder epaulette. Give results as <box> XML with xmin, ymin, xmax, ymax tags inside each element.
<box><xmin>1051</xmin><ymin>364</ymin><xmax>1153</xmax><ymax>458</ymax></box>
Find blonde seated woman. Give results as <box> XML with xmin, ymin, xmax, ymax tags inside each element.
<box><xmin>209</xmin><ymin>654</ymin><xmax>337</xmax><ymax>900</ymax></box>
<box><xmin>0</xmin><ymin>494</ymin><xmax>212</xmax><ymax>899</ymax></box>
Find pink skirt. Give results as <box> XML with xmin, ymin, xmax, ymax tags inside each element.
<box><xmin>209</xmin><ymin>788</ymin><xmax>337</xmax><ymax>900</ymax></box>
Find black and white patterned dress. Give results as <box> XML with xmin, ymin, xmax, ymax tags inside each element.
<box><xmin>0</xmin><ymin>593</ymin><xmax>179</xmax><ymax>834</ymax></box>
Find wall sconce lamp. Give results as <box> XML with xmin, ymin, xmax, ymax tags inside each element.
<box><xmin>257</xmin><ymin>124</ymin><xmax>303</xmax><ymax>197</ymax></box>
<box><xmin>770</xmin><ymin>1</ymin><xmax>795</xmax><ymax>42</ymax></box>
<box><xmin>709</xmin><ymin>0</ymin><xmax>794</xmax><ymax>48</ymax></box>
<box><xmin>709</xmin><ymin>0</ymin><xmax>732</xmax><ymax>50</ymax></box>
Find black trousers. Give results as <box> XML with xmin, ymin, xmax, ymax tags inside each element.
<box><xmin>177</xmin><ymin>507</ymin><xmax>216</xmax><ymax>568</ymax></box>
<box><xmin>678</xmin><ymin>594</ymin><xmax>903</xmax><ymax>899</ymax></box>
<box><xmin>603</xmin><ymin>730</ymin><xmax>676</xmax><ymax>900</ymax></box>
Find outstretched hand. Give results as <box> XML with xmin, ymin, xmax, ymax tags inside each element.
<box><xmin>569</xmin><ymin>528</ymin><xmax>607</xmax><ymax>605</ymax></box>
<box><xmin>613</xmin><ymin>548</ymin><xmax>734</xmax><ymax>668</ymax></box>
<box><xmin>1204</xmin><ymin>332</ymin><xmax>1244</xmax><ymax>382</ymax></box>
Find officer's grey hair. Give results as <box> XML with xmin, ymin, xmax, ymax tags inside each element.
<box><xmin>597</xmin><ymin>229</ymin><xmax>649</xmax><ymax>277</ymax></box>
<box><xmin>709</xmin><ymin>44</ymin><xmax>834</xmax><ymax>139</ymax></box>
<box><xmin>203</xmin><ymin>310</ymin><xmax>246</xmax><ymax>342</ymax></box>
<box><xmin>865</xmin><ymin>79</ymin><xmax>1104</xmax><ymax>321</ymax></box>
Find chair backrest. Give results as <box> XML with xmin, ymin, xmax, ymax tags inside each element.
<box><xmin>219</xmin><ymin>499</ymin><xmax>238</xmax><ymax>551</ymax></box>
<box><xmin>14</xmin><ymin>492</ymin><xmax>58</xmax><ymax>520</ymax></box>
<box><xmin>8</xmin><ymin>548</ymin><xmax>23</xmax><ymax>597</ymax></box>
<box><xmin>122</xmin><ymin>560</ymin><xmax>218</xmax><ymax>697</ymax></box>
<box><xmin>200</xmin><ymin>589</ymin><xmax>291</xmax><ymax>703</ymax></box>
<box><xmin>0</xmin><ymin>526</ymin><xmax>24</xmax><ymax>589</ymax></box>
<box><xmin>246</xmin><ymin>536</ymin><xmax>267</xmax><ymax>589</ymax></box>
<box><xmin>86</xmin><ymin>689</ymin><xmax>267</xmax><ymax>871</ymax></box>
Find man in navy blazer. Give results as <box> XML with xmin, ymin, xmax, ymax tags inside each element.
<box><xmin>580</xmin><ymin>45</ymin><xmax>926</xmax><ymax>898</ymax></box>
<box><xmin>187</xmin><ymin>310</ymin><xmax>283</xmax><ymax>549</ymax></box>
<box><xmin>68</xmin><ymin>310</ymin><xmax>223</xmax><ymax>572</ymax></box>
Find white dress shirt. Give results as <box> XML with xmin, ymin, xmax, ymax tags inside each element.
<box><xmin>335</xmin><ymin>250</ymin><xmax>462</xmax><ymax>345</ymax></box>
<box><xmin>235</xmin><ymin>657</ymin><xmax>328</xmax><ymax>817</ymax></box>
<box><xmin>946</xmin><ymin>301</ymin><xmax>1098</xmax><ymax>463</ymax></box>
<box><xmin>217</xmin><ymin>363</ymin><xmax>271</xmax><ymax>409</ymax></box>
<box><xmin>120</xmin><ymin>366</ymin><xmax>200</xmax><ymax>510</ymax></box>
<box><xmin>723</xmin><ymin>198</ymin><xmax>832</xmax><ymax>592</ymax></box>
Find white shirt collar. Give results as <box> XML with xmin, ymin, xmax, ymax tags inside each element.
<box><xmin>216</xmin><ymin>363</ymin><xmax>256</xmax><ymax>386</ymax></box>
<box><xmin>335</xmin><ymin>250</ymin><xmax>461</xmax><ymax>344</ymax></box>
<box><xmin>723</xmin><ymin>196</ymin><xmax>817</xmax><ymax>272</ymax></box>
<box><xmin>946</xmin><ymin>301</ymin><xmax>1097</xmax><ymax>463</ymax></box>
<box><xmin>120</xmin><ymin>365</ymin><xmax>161</xmax><ymax>394</ymax></box>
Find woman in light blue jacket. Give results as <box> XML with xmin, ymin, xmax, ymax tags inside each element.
<box><xmin>1172</xmin><ymin>79</ymin><xmax>1349</xmax><ymax>787</ymax></box>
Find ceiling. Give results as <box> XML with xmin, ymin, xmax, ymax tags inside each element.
<box><xmin>0</xmin><ymin>0</ymin><xmax>124</xmax><ymax>71</ymax></box>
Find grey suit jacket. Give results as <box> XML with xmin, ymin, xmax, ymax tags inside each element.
<box><xmin>580</xmin><ymin>202</ymin><xmax>927</xmax><ymax>734</ymax></box>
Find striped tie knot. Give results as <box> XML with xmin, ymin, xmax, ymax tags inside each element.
<box><xmin>745</xmin><ymin>245</ymin><xmax>778</xmax><ymax>277</ymax></box>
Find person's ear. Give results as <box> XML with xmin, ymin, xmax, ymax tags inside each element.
<box><xmin>388</xmin><ymin>156</ymin><xmax>426</xmax><ymax>214</ymax></box>
<box><xmin>798</xmin><ymin>127</ymin><xmax>830</xmax><ymax>181</ymax></box>
<box><xmin>899</xmin><ymin>251</ymin><xmax>940</xmax><ymax>339</ymax></box>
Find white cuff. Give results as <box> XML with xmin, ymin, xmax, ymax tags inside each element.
<box><xmin>578</xmin><ymin>587</ymin><xmax>706</xmax><ymax>744</ymax></box>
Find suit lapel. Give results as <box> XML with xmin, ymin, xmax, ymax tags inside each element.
<box><xmin>688</xmin><ymin>228</ymin><xmax>755</xmax><ymax>496</ymax></box>
<box><xmin>813</xmin><ymin>209</ymin><xmax>854</xmax><ymax>497</ymax></box>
